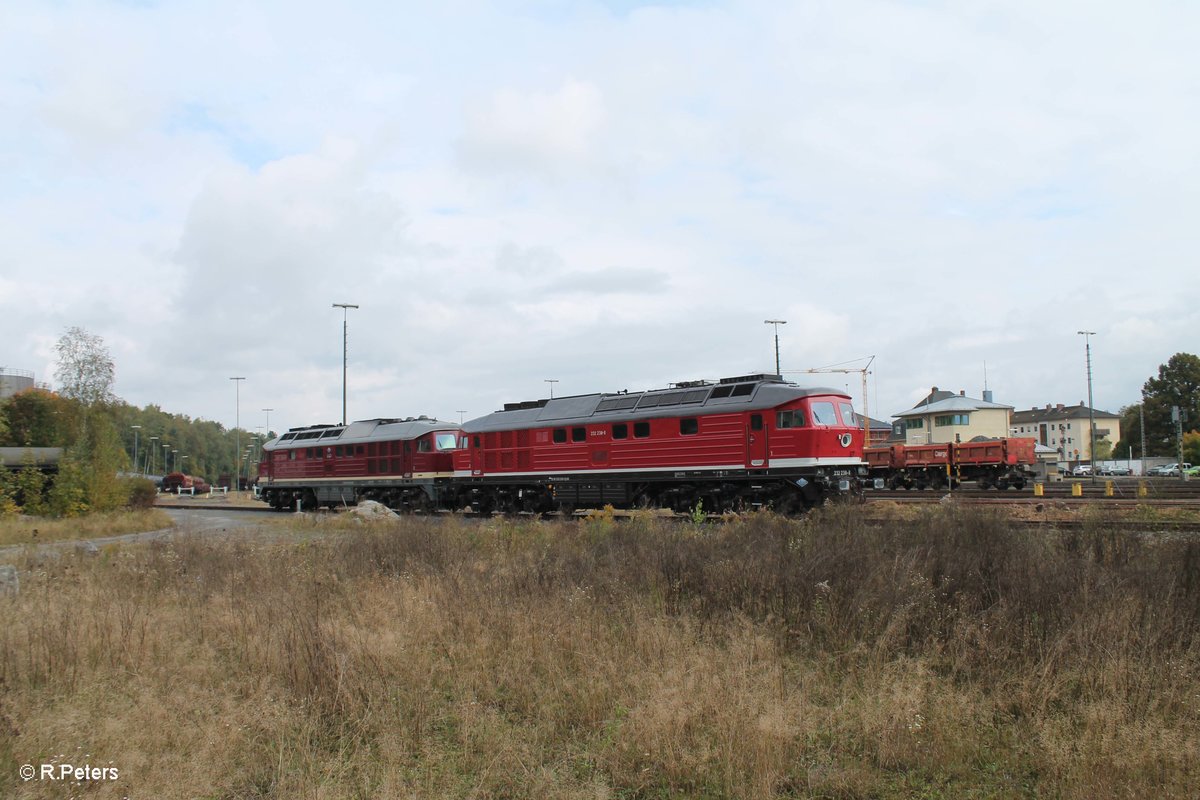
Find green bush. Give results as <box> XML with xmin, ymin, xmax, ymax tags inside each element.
<box><xmin>123</xmin><ymin>477</ymin><xmax>158</xmax><ymax>509</ymax></box>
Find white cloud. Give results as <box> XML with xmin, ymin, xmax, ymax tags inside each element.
<box><xmin>1</xmin><ymin>0</ymin><xmax>1198</xmax><ymax>435</ymax></box>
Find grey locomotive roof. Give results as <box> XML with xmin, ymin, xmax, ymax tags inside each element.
<box><xmin>263</xmin><ymin>417</ymin><xmax>455</xmax><ymax>451</ymax></box>
<box><xmin>462</xmin><ymin>378</ymin><xmax>848</xmax><ymax>434</ymax></box>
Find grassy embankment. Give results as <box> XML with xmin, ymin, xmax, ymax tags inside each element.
<box><xmin>0</xmin><ymin>509</ymin><xmax>173</xmax><ymax>548</ymax></box>
<box><xmin>1</xmin><ymin>505</ymin><xmax>1198</xmax><ymax>798</ymax></box>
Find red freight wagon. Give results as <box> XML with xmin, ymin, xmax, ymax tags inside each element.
<box><xmin>452</xmin><ymin>374</ymin><xmax>867</xmax><ymax>514</ymax></box>
<box><xmin>866</xmin><ymin>437</ymin><xmax>1036</xmax><ymax>490</ymax></box>
<box><xmin>258</xmin><ymin>417</ymin><xmax>461</xmax><ymax>511</ymax></box>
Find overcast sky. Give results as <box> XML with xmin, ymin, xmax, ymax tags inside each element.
<box><xmin>2</xmin><ymin>0</ymin><xmax>1197</xmax><ymax>435</ymax></box>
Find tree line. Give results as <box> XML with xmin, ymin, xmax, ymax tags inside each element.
<box><xmin>1</xmin><ymin>327</ymin><xmax>269</xmax><ymax>516</ymax></box>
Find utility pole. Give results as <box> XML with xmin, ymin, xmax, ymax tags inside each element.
<box><xmin>1139</xmin><ymin>400</ymin><xmax>1147</xmax><ymax>474</ymax></box>
<box><xmin>1078</xmin><ymin>331</ymin><xmax>1097</xmax><ymax>477</ymax></box>
<box><xmin>764</xmin><ymin>320</ymin><xmax>787</xmax><ymax>375</ymax></box>
<box><xmin>230</xmin><ymin>376</ymin><xmax>245</xmax><ymax>492</ymax></box>
<box><xmin>332</xmin><ymin>303</ymin><xmax>359</xmax><ymax>425</ymax></box>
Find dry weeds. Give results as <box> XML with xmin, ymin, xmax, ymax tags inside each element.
<box><xmin>0</xmin><ymin>509</ymin><xmax>174</xmax><ymax>548</ymax></box>
<box><xmin>1</xmin><ymin>506</ymin><xmax>1197</xmax><ymax>798</ymax></box>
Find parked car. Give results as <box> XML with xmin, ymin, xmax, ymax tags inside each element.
<box><xmin>1154</xmin><ymin>463</ymin><xmax>1193</xmax><ymax>477</ymax></box>
<box><xmin>1071</xmin><ymin>465</ymin><xmax>1094</xmax><ymax>477</ymax></box>
<box><xmin>1098</xmin><ymin>465</ymin><xmax>1132</xmax><ymax>476</ymax></box>
<box><xmin>1183</xmin><ymin>465</ymin><xmax>1200</xmax><ymax>477</ymax></box>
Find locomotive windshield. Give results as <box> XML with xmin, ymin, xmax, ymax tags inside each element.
<box><xmin>809</xmin><ymin>401</ymin><xmax>838</xmax><ymax>426</ymax></box>
<box><xmin>838</xmin><ymin>402</ymin><xmax>857</xmax><ymax>427</ymax></box>
<box><xmin>435</xmin><ymin>433</ymin><xmax>459</xmax><ymax>451</ymax></box>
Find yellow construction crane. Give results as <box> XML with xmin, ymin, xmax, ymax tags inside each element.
<box><xmin>784</xmin><ymin>355</ymin><xmax>876</xmax><ymax>448</ymax></box>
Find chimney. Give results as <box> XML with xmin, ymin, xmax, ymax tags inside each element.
<box><xmin>1056</xmin><ymin>404</ymin><xmax>1064</xmax><ymax>411</ymax></box>
<box><xmin>931</xmin><ymin>386</ymin><xmax>938</xmax><ymax>394</ymax></box>
<box><xmin>1045</xmin><ymin>404</ymin><xmax>1051</xmax><ymax>411</ymax></box>
<box><xmin>959</xmin><ymin>390</ymin><xmax>965</xmax><ymax>396</ymax></box>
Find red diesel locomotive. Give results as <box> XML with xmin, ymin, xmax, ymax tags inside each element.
<box><xmin>258</xmin><ymin>416</ymin><xmax>460</xmax><ymax>511</ymax></box>
<box><xmin>454</xmin><ymin>374</ymin><xmax>865</xmax><ymax>514</ymax></box>
<box><xmin>256</xmin><ymin>374</ymin><xmax>868</xmax><ymax>513</ymax></box>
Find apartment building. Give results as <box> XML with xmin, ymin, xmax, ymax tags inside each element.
<box><xmin>1009</xmin><ymin>403</ymin><xmax>1121</xmax><ymax>465</ymax></box>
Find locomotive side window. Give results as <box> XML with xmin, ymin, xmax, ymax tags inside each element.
<box><xmin>634</xmin><ymin>422</ymin><xmax>651</xmax><ymax>438</ymax></box>
<box><xmin>473</xmin><ymin>436</ymin><xmax>481</xmax><ymax>448</ymax></box>
<box><xmin>750</xmin><ymin>414</ymin><xmax>763</xmax><ymax>431</ymax></box>
<box><xmin>776</xmin><ymin>410</ymin><xmax>805</xmax><ymax>428</ymax></box>
<box><xmin>418</xmin><ymin>439</ymin><xmax>432</xmax><ymax>452</ymax></box>
<box><xmin>612</xmin><ymin>423</ymin><xmax>628</xmax><ymax>439</ymax></box>
<box><xmin>680</xmin><ymin>418</ymin><xmax>699</xmax><ymax>435</ymax></box>
<box><xmin>335</xmin><ymin>446</ymin><xmax>343</xmax><ymax>457</ymax></box>
<box><xmin>571</xmin><ymin>427</ymin><xmax>586</xmax><ymax>442</ymax></box>
<box><xmin>357</xmin><ymin>446</ymin><xmax>365</xmax><ymax>455</ymax></box>
<box><xmin>553</xmin><ymin>428</ymin><xmax>567</xmax><ymax>444</ymax></box>
<box><xmin>810</xmin><ymin>401</ymin><xmax>838</xmax><ymax>426</ymax></box>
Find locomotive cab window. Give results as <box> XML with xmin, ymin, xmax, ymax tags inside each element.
<box><xmin>810</xmin><ymin>401</ymin><xmax>838</xmax><ymax>426</ymax></box>
<box><xmin>776</xmin><ymin>410</ymin><xmax>805</xmax><ymax>428</ymax></box>
<box><xmin>553</xmin><ymin>428</ymin><xmax>567</xmax><ymax>444</ymax></box>
<box><xmin>838</xmin><ymin>403</ymin><xmax>857</xmax><ymax>427</ymax></box>
<box><xmin>634</xmin><ymin>421</ymin><xmax>651</xmax><ymax>438</ymax></box>
<box><xmin>435</xmin><ymin>433</ymin><xmax>458</xmax><ymax>451</ymax></box>
<box><xmin>418</xmin><ymin>439</ymin><xmax>432</xmax><ymax>452</ymax></box>
<box><xmin>680</xmin><ymin>418</ymin><xmax>699</xmax><ymax>435</ymax></box>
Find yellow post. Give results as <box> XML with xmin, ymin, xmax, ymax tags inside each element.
<box><xmin>1071</xmin><ymin>482</ymin><xmax>1082</xmax><ymax>497</ymax></box>
<box><xmin>1033</xmin><ymin>482</ymin><xmax>1044</xmax><ymax>497</ymax></box>
<box><xmin>1138</xmin><ymin>481</ymin><xmax>1148</xmax><ymax>497</ymax></box>
<box><xmin>1105</xmin><ymin>480</ymin><xmax>1114</xmax><ymax>497</ymax></box>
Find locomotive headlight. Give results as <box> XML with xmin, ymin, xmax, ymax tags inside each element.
<box><xmin>838</xmin><ymin>479</ymin><xmax>851</xmax><ymax>492</ymax></box>
<box><xmin>839</xmin><ymin>433</ymin><xmax>852</xmax><ymax>448</ymax></box>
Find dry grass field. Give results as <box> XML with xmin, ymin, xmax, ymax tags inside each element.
<box><xmin>0</xmin><ymin>508</ymin><xmax>174</xmax><ymax>548</ymax></box>
<box><xmin>1</xmin><ymin>505</ymin><xmax>1198</xmax><ymax>798</ymax></box>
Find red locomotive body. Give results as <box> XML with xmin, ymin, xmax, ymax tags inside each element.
<box><xmin>452</xmin><ymin>374</ymin><xmax>866</xmax><ymax>514</ymax></box>
<box><xmin>866</xmin><ymin>437</ymin><xmax>1036</xmax><ymax>490</ymax></box>
<box><xmin>258</xmin><ymin>417</ymin><xmax>460</xmax><ymax>511</ymax></box>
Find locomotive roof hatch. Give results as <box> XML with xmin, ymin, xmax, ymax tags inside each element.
<box><xmin>464</xmin><ymin>375</ymin><xmax>848</xmax><ymax>434</ymax></box>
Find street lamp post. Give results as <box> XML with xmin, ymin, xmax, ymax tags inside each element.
<box><xmin>230</xmin><ymin>377</ymin><xmax>245</xmax><ymax>493</ymax></box>
<box><xmin>130</xmin><ymin>425</ymin><xmax>141</xmax><ymax>474</ymax></box>
<box><xmin>332</xmin><ymin>303</ymin><xmax>359</xmax><ymax>425</ymax></box>
<box><xmin>544</xmin><ymin>379</ymin><xmax>558</xmax><ymax>399</ymax></box>
<box><xmin>149</xmin><ymin>436</ymin><xmax>158</xmax><ymax>475</ymax></box>
<box><xmin>1078</xmin><ymin>331</ymin><xmax>1097</xmax><ymax>476</ymax></box>
<box><xmin>764</xmin><ymin>320</ymin><xmax>787</xmax><ymax>375</ymax></box>
<box><xmin>262</xmin><ymin>408</ymin><xmax>274</xmax><ymax>439</ymax></box>
<box><xmin>171</xmin><ymin>449</ymin><xmax>178</xmax><ymax>473</ymax></box>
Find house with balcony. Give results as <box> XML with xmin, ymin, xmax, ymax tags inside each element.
<box><xmin>893</xmin><ymin>387</ymin><xmax>1013</xmax><ymax>445</ymax></box>
<box><xmin>1009</xmin><ymin>402</ymin><xmax>1121</xmax><ymax>466</ymax></box>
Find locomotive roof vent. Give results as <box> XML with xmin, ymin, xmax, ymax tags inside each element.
<box><xmin>718</xmin><ymin>373</ymin><xmax>783</xmax><ymax>385</ymax></box>
<box><xmin>674</xmin><ymin>379</ymin><xmax>713</xmax><ymax>389</ymax></box>
<box><xmin>502</xmin><ymin>399</ymin><xmax>551</xmax><ymax>412</ymax></box>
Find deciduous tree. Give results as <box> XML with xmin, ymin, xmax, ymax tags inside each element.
<box><xmin>1140</xmin><ymin>353</ymin><xmax>1200</xmax><ymax>457</ymax></box>
<box><xmin>54</xmin><ymin>326</ymin><xmax>115</xmax><ymax>407</ymax></box>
